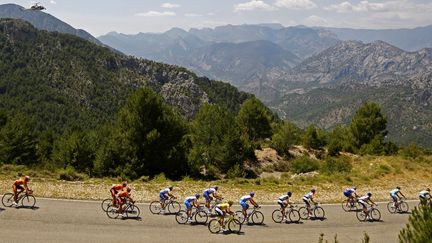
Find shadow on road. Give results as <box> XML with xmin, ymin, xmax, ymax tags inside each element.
<box><xmin>311</xmin><ymin>217</ymin><xmax>327</xmax><ymax>221</ymax></box>
<box><xmin>120</xmin><ymin>216</ymin><xmax>142</xmax><ymax>221</ymax></box>
<box><xmin>284</xmin><ymin>221</ymin><xmax>304</xmax><ymax>225</ymax></box>
<box><xmin>0</xmin><ymin>207</ymin><xmax>5</xmax><ymax>212</ymax></box>
<box><xmin>222</xmin><ymin>231</ymin><xmax>245</xmax><ymax>236</ymax></box>
<box><xmin>16</xmin><ymin>206</ymin><xmax>40</xmax><ymax>210</ymax></box>
<box><xmin>243</xmin><ymin>223</ymin><xmax>269</xmax><ymax>227</ymax></box>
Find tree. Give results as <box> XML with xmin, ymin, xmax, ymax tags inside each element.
<box><xmin>93</xmin><ymin>88</ymin><xmax>188</xmax><ymax>179</ymax></box>
<box><xmin>327</xmin><ymin>125</ymin><xmax>354</xmax><ymax>156</ymax></box>
<box><xmin>350</xmin><ymin>102</ymin><xmax>387</xmax><ymax>150</ymax></box>
<box><xmin>271</xmin><ymin>121</ymin><xmax>302</xmax><ymax>155</ymax></box>
<box><xmin>236</xmin><ymin>97</ymin><xmax>273</xmax><ymax>143</ymax></box>
<box><xmin>188</xmin><ymin>104</ymin><xmax>246</xmax><ymax>178</ymax></box>
<box><xmin>399</xmin><ymin>205</ymin><xmax>432</xmax><ymax>243</ymax></box>
<box><xmin>302</xmin><ymin>125</ymin><xmax>326</xmax><ymax>150</ymax></box>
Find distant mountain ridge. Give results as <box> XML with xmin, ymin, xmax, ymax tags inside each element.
<box><xmin>0</xmin><ymin>3</ymin><xmax>101</xmax><ymax>45</ymax></box>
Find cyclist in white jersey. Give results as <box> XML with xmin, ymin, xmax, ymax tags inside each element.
<box><xmin>419</xmin><ymin>188</ymin><xmax>431</xmax><ymax>206</ymax></box>
<box><xmin>358</xmin><ymin>192</ymin><xmax>376</xmax><ymax>220</ymax></box>
<box><xmin>159</xmin><ymin>186</ymin><xmax>174</xmax><ymax>212</ymax></box>
<box><xmin>389</xmin><ymin>186</ymin><xmax>406</xmax><ymax>208</ymax></box>
<box><xmin>203</xmin><ymin>186</ymin><xmax>221</xmax><ymax>213</ymax></box>
<box><xmin>240</xmin><ymin>192</ymin><xmax>259</xmax><ymax>222</ymax></box>
<box><xmin>303</xmin><ymin>189</ymin><xmax>317</xmax><ymax>217</ymax></box>
<box><xmin>278</xmin><ymin>192</ymin><xmax>293</xmax><ymax>222</ymax></box>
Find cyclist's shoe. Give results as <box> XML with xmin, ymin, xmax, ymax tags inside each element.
<box><xmin>222</xmin><ymin>227</ymin><xmax>229</xmax><ymax>232</ymax></box>
<box><xmin>308</xmin><ymin>213</ymin><xmax>313</xmax><ymax>217</ymax></box>
<box><xmin>187</xmin><ymin>217</ymin><xmax>193</xmax><ymax>222</ymax></box>
<box><xmin>12</xmin><ymin>202</ymin><xmax>18</xmax><ymax>207</ymax></box>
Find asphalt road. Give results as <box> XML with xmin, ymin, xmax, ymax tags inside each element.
<box><xmin>0</xmin><ymin>198</ymin><xmax>415</xmax><ymax>243</ymax></box>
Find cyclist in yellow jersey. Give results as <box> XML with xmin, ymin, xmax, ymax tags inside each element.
<box><xmin>215</xmin><ymin>200</ymin><xmax>234</xmax><ymax>231</ymax></box>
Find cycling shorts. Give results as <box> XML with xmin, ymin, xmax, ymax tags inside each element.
<box><xmin>240</xmin><ymin>201</ymin><xmax>248</xmax><ymax>210</ymax></box>
<box><xmin>390</xmin><ymin>194</ymin><xmax>398</xmax><ymax>202</ymax></box>
<box><xmin>203</xmin><ymin>192</ymin><xmax>212</xmax><ymax>202</ymax></box>
<box><xmin>215</xmin><ymin>207</ymin><xmax>224</xmax><ymax>216</ymax></box>
<box><xmin>343</xmin><ymin>191</ymin><xmax>352</xmax><ymax>197</ymax></box>
<box><xmin>303</xmin><ymin>198</ymin><xmax>310</xmax><ymax>207</ymax></box>
<box><xmin>159</xmin><ymin>193</ymin><xmax>168</xmax><ymax>201</ymax></box>
<box><xmin>358</xmin><ymin>200</ymin><xmax>367</xmax><ymax>209</ymax></box>
<box><xmin>184</xmin><ymin>201</ymin><xmax>192</xmax><ymax>210</ymax></box>
<box><xmin>277</xmin><ymin>200</ymin><xmax>286</xmax><ymax>208</ymax></box>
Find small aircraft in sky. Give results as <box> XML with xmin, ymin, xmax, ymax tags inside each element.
<box><xmin>29</xmin><ymin>3</ymin><xmax>46</xmax><ymax>11</ymax></box>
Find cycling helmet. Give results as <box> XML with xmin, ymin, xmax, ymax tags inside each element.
<box><xmin>287</xmin><ymin>192</ymin><xmax>292</xmax><ymax>197</ymax></box>
<box><xmin>367</xmin><ymin>192</ymin><xmax>372</xmax><ymax>197</ymax></box>
<box><xmin>311</xmin><ymin>188</ymin><xmax>316</xmax><ymax>193</ymax></box>
<box><xmin>24</xmin><ymin>176</ymin><xmax>30</xmax><ymax>181</ymax></box>
<box><xmin>396</xmin><ymin>186</ymin><xmax>401</xmax><ymax>190</ymax></box>
<box><xmin>228</xmin><ymin>200</ymin><xmax>234</xmax><ymax>206</ymax></box>
<box><xmin>126</xmin><ymin>187</ymin><xmax>132</xmax><ymax>192</ymax></box>
<box><xmin>169</xmin><ymin>186</ymin><xmax>173</xmax><ymax>190</ymax></box>
<box><xmin>122</xmin><ymin>181</ymin><xmax>128</xmax><ymax>187</ymax></box>
<box><xmin>213</xmin><ymin>186</ymin><xmax>219</xmax><ymax>191</ymax></box>
<box><xmin>250</xmin><ymin>192</ymin><xmax>255</xmax><ymax>196</ymax></box>
<box><xmin>195</xmin><ymin>193</ymin><xmax>200</xmax><ymax>198</ymax></box>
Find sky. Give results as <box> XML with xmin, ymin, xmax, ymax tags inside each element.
<box><xmin>1</xmin><ymin>0</ymin><xmax>432</xmax><ymax>36</ymax></box>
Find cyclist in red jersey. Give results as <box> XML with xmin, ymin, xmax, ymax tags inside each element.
<box><xmin>13</xmin><ymin>176</ymin><xmax>31</xmax><ymax>206</ymax></box>
<box><xmin>110</xmin><ymin>181</ymin><xmax>127</xmax><ymax>206</ymax></box>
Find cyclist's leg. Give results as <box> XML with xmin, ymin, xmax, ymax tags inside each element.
<box><xmin>215</xmin><ymin>207</ymin><xmax>224</xmax><ymax>226</ymax></box>
<box><xmin>303</xmin><ymin>198</ymin><xmax>311</xmax><ymax>215</ymax></box>
<box><xmin>13</xmin><ymin>184</ymin><xmax>18</xmax><ymax>202</ymax></box>
<box><xmin>110</xmin><ymin>189</ymin><xmax>117</xmax><ymax>205</ymax></box>
<box><xmin>185</xmin><ymin>201</ymin><xmax>192</xmax><ymax>219</ymax></box>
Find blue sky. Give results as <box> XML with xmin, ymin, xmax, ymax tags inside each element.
<box><xmin>1</xmin><ymin>0</ymin><xmax>432</xmax><ymax>36</ymax></box>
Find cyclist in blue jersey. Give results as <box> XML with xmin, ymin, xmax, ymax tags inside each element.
<box><xmin>278</xmin><ymin>192</ymin><xmax>293</xmax><ymax>222</ymax></box>
<box><xmin>240</xmin><ymin>192</ymin><xmax>259</xmax><ymax>223</ymax></box>
<box><xmin>184</xmin><ymin>194</ymin><xmax>200</xmax><ymax>222</ymax></box>
<box><xmin>303</xmin><ymin>189</ymin><xmax>317</xmax><ymax>217</ymax></box>
<box><xmin>389</xmin><ymin>186</ymin><xmax>406</xmax><ymax>208</ymax></box>
<box><xmin>159</xmin><ymin>186</ymin><xmax>174</xmax><ymax>213</ymax></box>
<box><xmin>203</xmin><ymin>186</ymin><xmax>221</xmax><ymax>213</ymax></box>
<box><xmin>343</xmin><ymin>187</ymin><xmax>358</xmax><ymax>205</ymax></box>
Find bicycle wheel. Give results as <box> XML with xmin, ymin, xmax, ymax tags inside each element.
<box><xmin>371</xmin><ymin>208</ymin><xmax>381</xmax><ymax>221</ymax></box>
<box><xmin>149</xmin><ymin>201</ymin><xmax>161</xmax><ymax>214</ymax></box>
<box><xmin>313</xmin><ymin>206</ymin><xmax>325</xmax><ymax>219</ymax></box>
<box><xmin>125</xmin><ymin>204</ymin><xmax>140</xmax><ymax>218</ymax></box>
<box><xmin>208</xmin><ymin>219</ymin><xmax>221</xmax><ymax>234</ymax></box>
<box><xmin>251</xmin><ymin>211</ymin><xmax>264</xmax><ymax>225</ymax></box>
<box><xmin>234</xmin><ymin>211</ymin><xmax>246</xmax><ymax>224</ymax></box>
<box><xmin>288</xmin><ymin>209</ymin><xmax>301</xmax><ymax>223</ymax></box>
<box><xmin>106</xmin><ymin>205</ymin><xmax>119</xmax><ymax>219</ymax></box>
<box><xmin>21</xmin><ymin>195</ymin><xmax>36</xmax><ymax>208</ymax></box>
<box><xmin>195</xmin><ymin>210</ymin><xmax>208</xmax><ymax>224</ymax></box>
<box><xmin>272</xmin><ymin>209</ymin><xmax>284</xmax><ymax>223</ymax></box>
<box><xmin>341</xmin><ymin>200</ymin><xmax>351</xmax><ymax>212</ymax></box>
<box><xmin>168</xmin><ymin>201</ymin><xmax>181</xmax><ymax>214</ymax></box>
<box><xmin>356</xmin><ymin>210</ymin><xmax>367</xmax><ymax>222</ymax></box>
<box><xmin>399</xmin><ymin>202</ymin><xmax>409</xmax><ymax>213</ymax></box>
<box><xmin>175</xmin><ymin>210</ymin><xmax>188</xmax><ymax>224</ymax></box>
<box><xmin>2</xmin><ymin>193</ymin><xmax>14</xmax><ymax>207</ymax></box>
<box><xmin>298</xmin><ymin>207</ymin><xmax>309</xmax><ymax>220</ymax></box>
<box><xmin>101</xmin><ymin>199</ymin><xmax>112</xmax><ymax>212</ymax></box>
<box><xmin>228</xmin><ymin>219</ymin><xmax>242</xmax><ymax>234</ymax></box>
<box><xmin>387</xmin><ymin>202</ymin><xmax>396</xmax><ymax>213</ymax></box>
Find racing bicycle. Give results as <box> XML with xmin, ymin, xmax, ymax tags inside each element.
<box><xmin>387</xmin><ymin>199</ymin><xmax>409</xmax><ymax>213</ymax></box>
<box><xmin>175</xmin><ymin>206</ymin><xmax>208</xmax><ymax>224</ymax></box>
<box><xmin>235</xmin><ymin>205</ymin><xmax>264</xmax><ymax>225</ymax></box>
<box><xmin>272</xmin><ymin>204</ymin><xmax>301</xmax><ymax>223</ymax></box>
<box><xmin>106</xmin><ymin>200</ymin><xmax>140</xmax><ymax>219</ymax></box>
<box><xmin>299</xmin><ymin>203</ymin><xmax>325</xmax><ymax>220</ymax></box>
<box><xmin>2</xmin><ymin>190</ymin><xmax>36</xmax><ymax>208</ymax></box>
<box><xmin>149</xmin><ymin>197</ymin><xmax>181</xmax><ymax>214</ymax></box>
<box><xmin>356</xmin><ymin>204</ymin><xmax>381</xmax><ymax>222</ymax></box>
<box><xmin>208</xmin><ymin>214</ymin><xmax>241</xmax><ymax>234</ymax></box>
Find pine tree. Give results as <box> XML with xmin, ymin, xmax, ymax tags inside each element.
<box><xmin>399</xmin><ymin>206</ymin><xmax>432</xmax><ymax>243</ymax></box>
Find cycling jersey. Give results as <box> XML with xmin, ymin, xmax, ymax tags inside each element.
<box><xmin>14</xmin><ymin>179</ymin><xmax>27</xmax><ymax>186</ymax></box>
<box><xmin>118</xmin><ymin>191</ymin><xmax>129</xmax><ymax>198</ymax></box>
<box><xmin>390</xmin><ymin>189</ymin><xmax>400</xmax><ymax>196</ymax></box>
<box><xmin>358</xmin><ymin>195</ymin><xmax>370</xmax><ymax>202</ymax></box>
<box><xmin>203</xmin><ymin>188</ymin><xmax>216</xmax><ymax>196</ymax></box>
<box><xmin>185</xmin><ymin>196</ymin><xmax>196</xmax><ymax>203</ymax></box>
<box><xmin>184</xmin><ymin>196</ymin><xmax>196</xmax><ymax>210</ymax></box>
<box><xmin>160</xmin><ymin>188</ymin><xmax>171</xmax><ymax>194</ymax></box>
<box><xmin>419</xmin><ymin>191</ymin><xmax>430</xmax><ymax>198</ymax></box>
<box><xmin>344</xmin><ymin>188</ymin><xmax>355</xmax><ymax>197</ymax></box>
<box><xmin>240</xmin><ymin>195</ymin><xmax>251</xmax><ymax>202</ymax></box>
<box><xmin>216</xmin><ymin>203</ymin><xmax>230</xmax><ymax>210</ymax></box>
<box><xmin>303</xmin><ymin>192</ymin><xmax>314</xmax><ymax>200</ymax></box>
<box><xmin>111</xmin><ymin>184</ymin><xmax>124</xmax><ymax>191</ymax></box>
<box><xmin>159</xmin><ymin>188</ymin><xmax>171</xmax><ymax>200</ymax></box>
<box><xmin>278</xmin><ymin>195</ymin><xmax>290</xmax><ymax>201</ymax></box>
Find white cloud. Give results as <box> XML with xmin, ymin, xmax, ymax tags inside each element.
<box><xmin>161</xmin><ymin>3</ymin><xmax>180</xmax><ymax>9</ymax></box>
<box><xmin>274</xmin><ymin>0</ymin><xmax>317</xmax><ymax>10</ymax></box>
<box><xmin>135</xmin><ymin>11</ymin><xmax>176</xmax><ymax>17</ymax></box>
<box><xmin>50</xmin><ymin>0</ymin><xmax>56</xmax><ymax>4</ymax></box>
<box><xmin>185</xmin><ymin>13</ymin><xmax>203</xmax><ymax>17</ymax></box>
<box><xmin>234</xmin><ymin>0</ymin><xmax>276</xmax><ymax>13</ymax></box>
<box><xmin>325</xmin><ymin>1</ymin><xmax>389</xmax><ymax>13</ymax></box>
<box><xmin>303</xmin><ymin>15</ymin><xmax>328</xmax><ymax>26</ymax></box>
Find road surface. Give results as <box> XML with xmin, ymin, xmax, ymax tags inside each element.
<box><xmin>0</xmin><ymin>198</ymin><xmax>414</xmax><ymax>242</ymax></box>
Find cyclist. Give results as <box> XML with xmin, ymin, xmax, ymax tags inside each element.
<box><xmin>358</xmin><ymin>192</ymin><xmax>376</xmax><ymax>220</ymax></box>
<box><xmin>240</xmin><ymin>192</ymin><xmax>259</xmax><ymax>223</ymax></box>
<box><xmin>389</xmin><ymin>186</ymin><xmax>406</xmax><ymax>209</ymax></box>
<box><xmin>110</xmin><ymin>181</ymin><xmax>127</xmax><ymax>206</ymax></box>
<box><xmin>117</xmin><ymin>187</ymin><xmax>134</xmax><ymax>217</ymax></box>
<box><xmin>303</xmin><ymin>189</ymin><xmax>317</xmax><ymax>217</ymax></box>
<box><xmin>12</xmin><ymin>175</ymin><xmax>31</xmax><ymax>206</ymax></box>
<box><xmin>159</xmin><ymin>186</ymin><xmax>174</xmax><ymax>213</ymax></box>
<box><xmin>419</xmin><ymin>188</ymin><xmax>431</xmax><ymax>206</ymax></box>
<box><xmin>203</xmin><ymin>186</ymin><xmax>221</xmax><ymax>213</ymax></box>
<box><xmin>343</xmin><ymin>187</ymin><xmax>358</xmax><ymax>205</ymax></box>
<box><xmin>184</xmin><ymin>194</ymin><xmax>201</xmax><ymax>222</ymax></box>
<box><xmin>215</xmin><ymin>200</ymin><xmax>234</xmax><ymax>232</ymax></box>
<box><xmin>277</xmin><ymin>191</ymin><xmax>293</xmax><ymax>222</ymax></box>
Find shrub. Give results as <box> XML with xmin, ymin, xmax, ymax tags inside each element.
<box><xmin>321</xmin><ymin>157</ymin><xmax>352</xmax><ymax>174</ymax></box>
<box><xmin>291</xmin><ymin>156</ymin><xmax>320</xmax><ymax>174</ymax></box>
<box><xmin>58</xmin><ymin>165</ymin><xmax>86</xmax><ymax>181</ymax></box>
<box><xmin>226</xmin><ymin>163</ymin><xmax>246</xmax><ymax>179</ymax></box>
<box><xmin>399</xmin><ymin>205</ymin><xmax>432</xmax><ymax>243</ymax></box>
<box><xmin>274</xmin><ymin>160</ymin><xmax>290</xmax><ymax>172</ymax></box>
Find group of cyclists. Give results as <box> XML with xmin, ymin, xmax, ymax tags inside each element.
<box><xmin>4</xmin><ymin>176</ymin><xmax>431</xmax><ymax>228</ymax></box>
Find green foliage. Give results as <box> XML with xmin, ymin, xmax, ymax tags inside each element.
<box><xmin>236</xmin><ymin>97</ymin><xmax>273</xmax><ymax>142</ymax></box>
<box><xmin>226</xmin><ymin>163</ymin><xmax>246</xmax><ymax>179</ymax></box>
<box><xmin>271</xmin><ymin>121</ymin><xmax>302</xmax><ymax>155</ymax></box>
<box><xmin>321</xmin><ymin>156</ymin><xmax>352</xmax><ymax>174</ymax></box>
<box><xmin>302</xmin><ymin>125</ymin><xmax>327</xmax><ymax>150</ymax></box>
<box><xmin>58</xmin><ymin>165</ymin><xmax>87</xmax><ymax>181</ymax></box>
<box><xmin>399</xmin><ymin>143</ymin><xmax>427</xmax><ymax>159</ymax></box>
<box><xmin>188</xmin><ymin>104</ymin><xmax>246</xmax><ymax>178</ymax></box>
<box><xmin>350</xmin><ymin>102</ymin><xmax>387</xmax><ymax>151</ymax></box>
<box><xmin>94</xmin><ymin>88</ymin><xmax>188</xmax><ymax>179</ymax></box>
<box><xmin>399</xmin><ymin>205</ymin><xmax>432</xmax><ymax>243</ymax></box>
<box><xmin>290</xmin><ymin>156</ymin><xmax>320</xmax><ymax>174</ymax></box>
<box><xmin>327</xmin><ymin>125</ymin><xmax>354</xmax><ymax>156</ymax></box>
<box><xmin>0</xmin><ymin>113</ymin><xmax>37</xmax><ymax>165</ymax></box>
